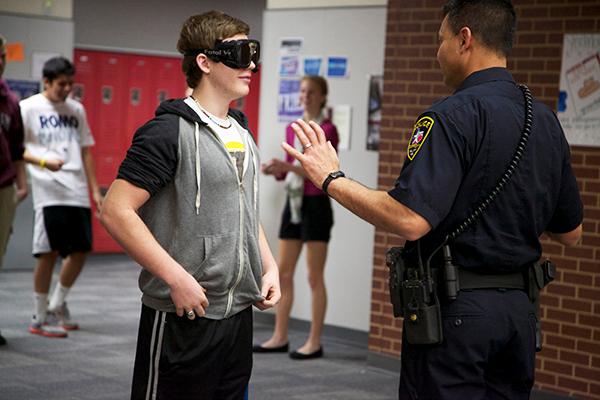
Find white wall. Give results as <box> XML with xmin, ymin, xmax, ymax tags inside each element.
<box><xmin>258</xmin><ymin>7</ymin><xmax>387</xmax><ymax>331</ymax></box>
<box><xmin>268</xmin><ymin>0</ymin><xmax>386</xmax><ymax>8</ymax></box>
<box><xmin>74</xmin><ymin>0</ymin><xmax>266</xmax><ymax>55</ymax></box>
<box><xmin>0</xmin><ymin>14</ymin><xmax>74</xmax><ymax>80</ymax></box>
<box><xmin>0</xmin><ymin>0</ymin><xmax>72</xmax><ymax>18</ymax></box>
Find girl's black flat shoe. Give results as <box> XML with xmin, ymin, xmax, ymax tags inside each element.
<box><xmin>252</xmin><ymin>343</ymin><xmax>289</xmax><ymax>353</ymax></box>
<box><xmin>289</xmin><ymin>347</ymin><xmax>323</xmax><ymax>360</ymax></box>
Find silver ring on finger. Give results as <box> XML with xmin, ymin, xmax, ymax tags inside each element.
<box><xmin>303</xmin><ymin>143</ymin><xmax>312</xmax><ymax>150</ymax></box>
<box><xmin>186</xmin><ymin>310</ymin><xmax>195</xmax><ymax>319</ymax></box>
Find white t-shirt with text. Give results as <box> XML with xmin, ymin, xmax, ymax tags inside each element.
<box><xmin>20</xmin><ymin>94</ymin><xmax>95</xmax><ymax>209</ymax></box>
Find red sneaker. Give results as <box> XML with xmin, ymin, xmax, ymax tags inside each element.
<box><xmin>28</xmin><ymin>322</ymin><xmax>68</xmax><ymax>338</ymax></box>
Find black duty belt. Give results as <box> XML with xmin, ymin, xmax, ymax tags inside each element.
<box><xmin>457</xmin><ymin>268</ymin><xmax>526</xmax><ymax>290</ymax></box>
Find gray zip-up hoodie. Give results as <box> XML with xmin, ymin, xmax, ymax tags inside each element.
<box><xmin>125</xmin><ymin>100</ymin><xmax>263</xmax><ymax>319</ymax></box>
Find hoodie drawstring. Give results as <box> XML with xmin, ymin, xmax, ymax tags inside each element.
<box><xmin>250</xmin><ymin>141</ymin><xmax>258</xmax><ymax>214</ymax></box>
<box><xmin>194</xmin><ymin>122</ymin><xmax>201</xmax><ymax>215</ymax></box>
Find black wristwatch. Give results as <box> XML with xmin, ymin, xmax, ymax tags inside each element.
<box><xmin>322</xmin><ymin>170</ymin><xmax>345</xmax><ymax>195</ymax></box>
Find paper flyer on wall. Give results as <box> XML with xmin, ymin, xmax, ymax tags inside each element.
<box><xmin>367</xmin><ymin>75</ymin><xmax>383</xmax><ymax>151</ymax></box>
<box><xmin>31</xmin><ymin>51</ymin><xmax>61</xmax><ymax>80</ymax></box>
<box><xmin>280</xmin><ymin>38</ymin><xmax>303</xmax><ymax>56</ymax></box>
<box><xmin>277</xmin><ymin>79</ymin><xmax>303</xmax><ymax>122</ymax></box>
<box><xmin>277</xmin><ymin>38</ymin><xmax>303</xmax><ymax>120</ymax></box>
<box><xmin>327</xmin><ymin>56</ymin><xmax>349</xmax><ymax>78</ymax></box>
<box><xmin>557</xmin><ymin>34</ymin><xmax>600</xmax><ymax>147</ymax></box>
<box><xmin>279</xmin><ymin>38</ymin><xmax>303</xmax><ymax>77</ymax></box>
<box><xmin>5</xmin><ymin>42</ymin><xmax>25</xmax><ymax>62</ymax></box>
<box><xmin>279</xmin><ymin>56</ymin><xmax>300</xmax><ymax>77</ymax></box>
<box><xmin>331</xmin><ymin>104</ymin><xmax>352</xmax><ymax>150</ymax></box>
<box><xmin>303</xmin><ymin>57</ymin><xmax>323</xmax><ymax>76</ymax></box>
<box><xmin>6</xmin><ymin>79</ymin><xmax>40</xmax><ymax>101</ymax></box>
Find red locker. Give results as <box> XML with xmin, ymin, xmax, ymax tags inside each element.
<box><xmin>75</xmin><ymin>50</ymin><xmax>129</xmax><ymax>253</ymax></box>
<box><xmin>72</xmin><ymin>51</ymin><xmax>100</xmax><ymax>132</ymax></box>
<box><xmin>152</xmin><ymin>56</ymin><xmax>187</xmax><ymax>107</ymax></box>
<box><xmin>124</xmin><ymin>55</ymin><xmax>155</xmax><ymax>148</ymax></box>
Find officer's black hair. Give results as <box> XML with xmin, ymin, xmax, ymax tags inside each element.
<box><xmin>42</xmin><ymin>57</ymin><xmax>75</xmax><ymax>82</ymax></box>
<box><xmin>442</xmin><ymin>0</ymin><xmax>516</xmax><ymax>57</ymax></box>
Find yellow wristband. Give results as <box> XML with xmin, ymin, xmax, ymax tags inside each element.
<box><xmin>39</xmin><ymin>159</ymin><xmax>46</xmax><ymax>168</ymax></box>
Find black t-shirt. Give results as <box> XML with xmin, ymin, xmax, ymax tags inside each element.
<box><xmin>388</xmin><ymin>68</ymin><xmax>583</xmax><ymax>273</ymax></box>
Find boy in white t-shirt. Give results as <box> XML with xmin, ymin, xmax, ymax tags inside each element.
<box><xmin>21</xmin><ymin>57</ymin><xmax>102</xmax><ymax>338</ymax></box>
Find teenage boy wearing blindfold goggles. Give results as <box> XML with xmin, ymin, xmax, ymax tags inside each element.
<box><xmin>100</xmin><ymin>10</ymin><xmax>279</xmax><ymax>400</ymax></box>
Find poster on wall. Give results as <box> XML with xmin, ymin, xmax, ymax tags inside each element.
<box><xmin>278</xmin><ymin>78</ymin><xmax>303</xmax><ymax>122</ymax></box>
<box><xmin>5</xmin><ymin>42</ymin><xmax>25</xmax><ymax>62</ymax></box>
<box><xmin>279</xmin><ymin>55</ymin><xmax>300</xmax><ymax>77</ymax></box>
<box><xmin>31</xmin><ymin>51</ymin><xmax>60</xmax><ymax>80</ymax></box>
<box><xmin>6</xmin><ymin>79</ymin><xmax>40</xmax><ymax>100</ymax></box>
<box><xmin>331</xmin><ymin>104</ymin><xmax>352</xmax><ymax>151</ymax></box>
<box><xmin>327</xmin><ymin>56</ymin><xmax>349</xmax><ymax>78</ymax></box>
<box><xmin>280</xmin><ymin>38</ymin><xmax>303</xmax><ymax>55</ymax></box>
<box><xmin>303</xmin><ymin>57</ymin><xmax>323</xmax><ymax>76</ymax></box>
<box><xmin>277</xmin><ymin>37</ymin><xmax>301</xmax><ymax>114</ymax></box>
<box><xmin>557</xmin><ymin>34</ymin><xmax>600</xmax><ymax>147</ymax></box>
<box><xmin>279</xmin><ymin>38</ymin><xmax>302</xmax><ymax>77</ymax></box>
<box><xmin>367</xmin><ymin>75</ymin><xmax>383</xmax><ymax>151</ymax></box>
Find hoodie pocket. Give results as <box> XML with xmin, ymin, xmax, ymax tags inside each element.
<box><xmin>193</xmin><ymin>232</ymin><xmax>238</xmax><ymax>296</ymax></box>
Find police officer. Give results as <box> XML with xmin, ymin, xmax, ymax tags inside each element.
<box><xmin>283</xmin><ymin>0</ymin><xmax>584</xmax><ymax>399</ymax></box>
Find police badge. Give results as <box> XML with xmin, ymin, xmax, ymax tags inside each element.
<box><xmin>407</xmin><ymin>116</ymin><xmax>434</xmax><ymax>160</ymax></box>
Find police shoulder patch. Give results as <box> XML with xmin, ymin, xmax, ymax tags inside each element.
<box><xmin>407</xmin><ymin>115</ymin><xmax>434</xmax><ymax>161</ymax></box>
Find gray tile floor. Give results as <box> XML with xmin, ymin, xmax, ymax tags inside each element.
<box><xmin>0</xmin><ymin>255</ymin><xmax>398</xmax><ymax>400</ymax></box>
<box><xmin>0</xmin><ymin>255</ymin><xmax>569</xmax><ymax>400</ymax></box>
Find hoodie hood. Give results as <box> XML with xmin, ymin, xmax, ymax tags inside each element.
<box><xmin>155</xmin><ymin>98</ymin><xmax>250</xmax><ymax>131</ymax></box>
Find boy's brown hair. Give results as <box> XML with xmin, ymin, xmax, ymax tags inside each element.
<box><xmin>177</xmin><ymin>10</ymin><xmax>249</xmax><ymax>89</ymax></box>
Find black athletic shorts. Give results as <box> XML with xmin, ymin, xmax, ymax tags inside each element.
<box><xmin>131</xmin><ymin>304</ymin><xmax>253</xmax><ymax>400</ymax></box>
<box><xmin>278</xmin><ymin>194</ymin><xmax>333</xmax><ymax>242</ymax></box>
<box><xmin>34</xmin><ymin>205</ymin><xmax>92</xmax><ymax>257</ymax></box>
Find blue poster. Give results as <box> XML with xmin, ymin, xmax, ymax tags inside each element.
<box><xmin>6</xmin><ymin>79</ymin><xmax>40</xmax><ymax>100</ymax></box>
<box><xmin>303</xmin><ymin>57</ymin><xmax>322</xmax><ymax>76</ymax></box>
<box><xmin>327</xmin><ymin>57</ymin><xmax>348</xmax><ymax>78</ymax></box>
<box><xmin>277</xmin><ymin>79</ymin><xmax>303</xmax><ymax>122</ymax></box>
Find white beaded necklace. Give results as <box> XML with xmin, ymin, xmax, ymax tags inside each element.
<box><xmin>191</xmin><ymin>96</ymin><xmax>232</xmax><ymax>129</ymax></box>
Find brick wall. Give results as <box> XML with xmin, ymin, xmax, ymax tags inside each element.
<box><xmin>371</xmin><ymin>0</ymin><xmax>600</xmax><ymax>398</ymax></box>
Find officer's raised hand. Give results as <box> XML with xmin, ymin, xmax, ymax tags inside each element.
<box><xmin>282</xmin><ymin>119</ymin><xmax>339</xmax><ymax>189</ymax></box>
<box><xmin>282</xmin><ymin>118</ymin><xmax>429</xmax><ymax>242</ymax></box>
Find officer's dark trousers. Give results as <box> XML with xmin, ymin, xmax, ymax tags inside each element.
<box><xmin>399</xmin><ymin>289</ymin><xmax>536</xmax><ymax>400</ymax></box>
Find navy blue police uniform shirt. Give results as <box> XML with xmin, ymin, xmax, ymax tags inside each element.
<box><xmin>388</xmin><ymin>67</ymin><xmax>583</xmax><ymax>273</ymax></box>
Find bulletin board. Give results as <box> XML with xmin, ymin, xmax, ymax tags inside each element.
<box><xmin>557</xmin><ymin>34</ymin><xmax>600</xmax><ymax>147</ymax></box>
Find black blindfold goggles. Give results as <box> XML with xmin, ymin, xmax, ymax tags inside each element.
<box><xmin>186</xmin><ymin>39</ymin><xmax>260</xmax><ymax>71</ymax></box>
